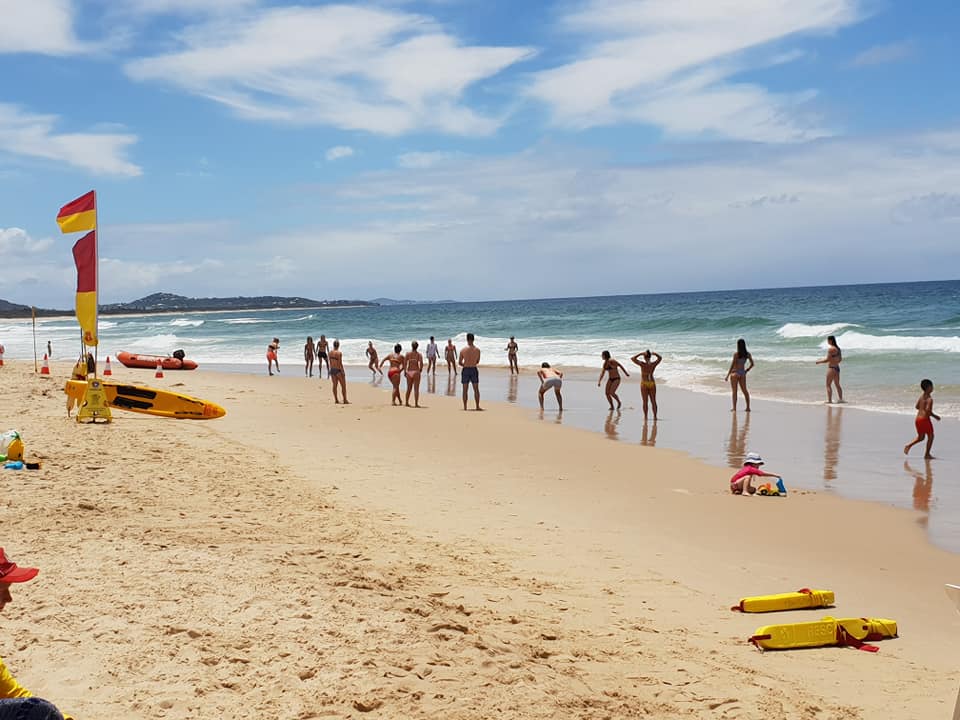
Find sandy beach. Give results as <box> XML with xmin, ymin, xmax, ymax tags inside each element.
<box><xmin>2</xmin><ymin>360</ymin><xmax>959</xmax><ymax>719</ymax></box>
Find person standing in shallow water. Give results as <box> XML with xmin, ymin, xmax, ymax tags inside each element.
<box><xmin>404</xmin><ymin>340</ymin><xmax>424</xmax><ymax>407</ymax></box>
<box><xmin>366</xmin><ymin>341</ymin><xmax>381</xmax><ymax>376</ymax></box>
<box><xmin>445</xmin><ymin>339</ymin><xmax>457</xmax><ymax>375</ymax></box>
<box><xmin>598</xmin><ymin>350</ymin><xmax>629</xmax><ymax>410</ymax></box>
<box><xmin>815</xmin><ymin>335</ymin><xmax>843</xmax><ymax>404</ymax></box>
<box><xmin>505</xmin><ymin>336</ymin><xmax>519</xmax><ymax>374</ymax></box>
<box><xmin>266</xmin><ymin>338</ymin><xmax>280</xmax><ymax>376</ymax></box>
<box><xmin>725</xmin><ymin>338</ymin><xmax>753</xmax><ymax>412</ymax></box>
<box><xmin>316</xmin><ymin>335</ymin><xmax>329</xmax><ymax>378</ymax></box>
<box><xmin>328</xmin><ymin>339</ymin><xmax>348</xmax><ymax>404</ymax></box>
<box><xmin>459</xmin><ymin>333</ymin><xmax>482</xmax><ymax>411</ymax></box>
<box><xmin>424</xmin><ymin>336</ymin><xmax>440</xmax><ymax>375</ymax></box>
<box><xmin>630</xmin><ymin>349</ymin><xmax>662</xmax><ymax>420</ymax></box>
<box><xmin>304</xmin><ymin>336</ymin><xmax>314</xmax><ymax>377</ymax></box>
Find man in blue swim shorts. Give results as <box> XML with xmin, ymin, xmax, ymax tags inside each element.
<box><xmin>458</xmin><ymin>332</ymin><xmax>482</xmax><ymax>411</ymax></box>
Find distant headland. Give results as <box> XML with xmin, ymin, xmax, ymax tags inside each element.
<box><xmin>0</xmin><ymin>292</ymin><xmax>377</xmax><ymax>319</ymax></box>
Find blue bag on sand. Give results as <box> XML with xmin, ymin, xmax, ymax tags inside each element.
<box><xmin>4</xmin><ymin>461</ymin><xmax>23</xmax><ymax>470</ymax></box>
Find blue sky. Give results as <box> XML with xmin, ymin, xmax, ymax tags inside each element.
<box><xmin>1</xmin><ymin>0</ymin><xmax>959</xmax><ymax>306</ymax></box>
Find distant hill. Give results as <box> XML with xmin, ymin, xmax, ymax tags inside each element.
<box><xmin>100</xmin><ymin>293</ymin><xmax>375</xmax><ymax>313</ymax></box>
<box><xmin>0</xmin><ymin>293</ymin><xmax>377</xmax><ymax>318</ymax></box>
<box><xmin>371</xmin><ymin>297</ymin><xmax>458</xmax><ymax>306</ymax></box>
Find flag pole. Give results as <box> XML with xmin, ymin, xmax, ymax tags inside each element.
<box><xmin>32</xmin><ymin>306</ymin><xmax>37</xmax><ymax>374</ymax></box>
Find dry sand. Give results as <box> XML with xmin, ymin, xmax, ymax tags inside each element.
<box><xmin>1</xmin><ymin>360</ymin><xmax>959</xmax><ymax>719</ymax></box>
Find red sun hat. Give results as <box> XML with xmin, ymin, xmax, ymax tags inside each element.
<box><xmin>0</xmin><ymin>548</ymin><xmax>39</xmax><ymax>583</ymax></box>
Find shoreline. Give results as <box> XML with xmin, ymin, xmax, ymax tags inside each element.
<box><xmin>205</xmin><ymin>359</ymin><xmax>959</xmax><ymax>552</ymax></box>
<box><xmin>3</xmin><ymin>359</ymin><xmax>960</xmax><ymax>717</ymax></box>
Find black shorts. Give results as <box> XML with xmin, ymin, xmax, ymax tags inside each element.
<box><xmin>461</xmin><ymin>366</ymin><xmax>479</xmax><ymax>385</ymax></box>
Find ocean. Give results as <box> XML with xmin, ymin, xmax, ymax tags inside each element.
<box><xmin>4</xmin><ymin>279</ymin><xmax>958</xmax><ymax>417</ymax></box>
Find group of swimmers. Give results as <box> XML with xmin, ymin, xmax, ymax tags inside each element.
<box><xmin>278</xmin><ymin>332</ymin><xmax>941</xmax><ymax>455</ymax></box>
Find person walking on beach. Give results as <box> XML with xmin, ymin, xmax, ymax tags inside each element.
<box><xmin>904</xmin><ymin>379</ymin><xmax>940</xmax><ymax>458</ymax></box>
<box><xmin>329</xmin><ymin>339</ymin><xmax>348</xmax><ymax>404</ymax></box>
<box><xmin>730</xmin><ymin>452</ymin><xmax>782</xmax><ymax>495</ymax></box>
<box><xmin>404</xmin><ymin>341</ymin><xmax>424</xmax><ymax>407</ymax></box>
<box><xmin>46</xmin><ymin>340</ymin><xmax>52</xmax><ymax>359</ymax></box>
<box><xmin>366</xmin><ymin>341</ymin><xmax>381</xmax><ymax>376</ymax></box>
<box><xmin>266</xmin><ymin>338</ymin><xmax>280</xmax><ymax>376</ymax></box>
<box><xmin>445</xmin><ymin>339</ymin><xmax>457</xmax><ymax>375</ymax></box>
<box><xmin>506</xmin><ymin>336</ymin><xmax>519</xmax><ymax>374</ymax></box>
<box><xmin>316</xmin><ymin>335</ymin><xmax>329</xmax><ymax>378</ymax></box>
<box><xmin>0</xmin><ymin>548</ymin><xmax>75</xmax><ymax>719</ymax></box>
<box><xmin>380</xmin><ymin>344</ymin><xmax>405</xmax><ymax>406</ymax></box>
<box><xmin>425</xmin><ymin>336</ymin><xmax>440</xmax><ymax>375</ymax></box>
<box><xmin>725</xmin><ymin>338</ymin><xmax>754</xmax><ymax>412</ymax></box>
<box><xmin>598</xmin><ymin>350</ymin><xmax>629</xmax><ymax>410</ymax></box>
<box><xmin>459</xmin><ymin>333</ymin><xmax>482</xmax><ymax>411</ymax></box>
<box><xmin>630</xmin><ymin>349</ymin><xmax>662</xmax><ymax>420</ymax></box>
<box><xmin>537</xmin><ymin>362</ymin><xmax>563</xmax><ymax>411</ymax></box>
<box><xmin>815</xmin><ymin>335</ymin><xmax>843</xmax><ymax>404</ymax></box>
<box><xmin>304</xmin><ymin>336</ymin><xmax>315</xmax><ymax>377</ymax></box>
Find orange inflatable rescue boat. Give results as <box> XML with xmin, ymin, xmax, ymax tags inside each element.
<box><xmin>117</xmin><ymin>351</ymin><xmax>198</xmax><ymax>370</ymax></box>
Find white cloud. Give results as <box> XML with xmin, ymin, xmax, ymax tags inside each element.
<box><xmin>0</xmin><ymin>0</ymin><xmax>85</xmax><ymax>55</ymax></box>
<box><xmin>528</xmin><ymin>0</ymin><xmax>864</xmax><ymax>142</ymax></box>
<box><xmin>124</xmin><ymin>4</ymin><xmax>534</xmax><ymax>136</ymax></box>
<box><xmin>0</xmin><ymin>228</ymin><xmax>54</xmax><ymax>254</ymax></box>
<box><xmin>0</xmin><ymin>104</ymin><xmax>141</xmax><ymax>176</ymax></box>
<box><xmin>396</xmin><ymin>150</ymin><xmax>461</xmax><ymax>168</ymax></box>
<box><xmin>8</xmin><ymin>129</ymin><xmax>960</xmax><ymax>306</ymax></box>
<box><xmin>851</xmin><ymin>41</ymin><xmax>912</xmax><ymax>67</ymax></box>
<box><xmin>325</xmin><ymin>145</ymin><xmax>355</xmax><ymax>161</ymax></box>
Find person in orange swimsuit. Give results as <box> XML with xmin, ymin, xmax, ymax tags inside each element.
<box><xmin>904</xmin><ymin>379</ymin><xmax>940</xmax><ymax>458</ymax></box>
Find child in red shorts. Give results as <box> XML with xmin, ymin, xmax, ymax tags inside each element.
<box><xmin>904</xmin><ymin>379</ymin><xmax>940</xmax><ymax>459</ymax></box>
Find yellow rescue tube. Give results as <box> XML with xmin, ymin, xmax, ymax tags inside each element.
<box><xmin>749</xmin><ymin>616</ymin><xmax>898</xmax><ymax>651</ymax></box>
<box><xmin>65</xmin><ymin>380</ymin><xmax>226</xmax><ymax>420</ymax></box>
<box><xmin>732</xmin><ymin>588</ymin><xmax>834</xmax><ymax>613</ymax></box>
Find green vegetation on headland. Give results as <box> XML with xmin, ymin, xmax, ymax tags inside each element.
<box><xmin>0</xmin><ymin>292</ymin><xmax>377</xmax><ymax>318</ymax></box>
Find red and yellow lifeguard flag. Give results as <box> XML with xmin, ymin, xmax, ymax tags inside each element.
<box><xmin>57</xmin><ymin>191</ymin><xmax>96</xmax><ymax>234</ymax></box>
<box><xmin>72</xmin><ymin>231</ymin><xmax>98</xmax><ymax>346</ymax></box>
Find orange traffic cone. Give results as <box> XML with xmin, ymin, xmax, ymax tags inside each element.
<box><xmin>104</xmin><ymin>356</ymin><xmax>113</xmax><ymax>376</ymax></box>
<box><xmin>155</xmin><ymin>360</ymin><xmax>164</xmax><ymax>379</ymax></box>
<box><xmin>40</xmin><ymin>353</ymin><xmax>50</xmax><ymax>375</ymax></box>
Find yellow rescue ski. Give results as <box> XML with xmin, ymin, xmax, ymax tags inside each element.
<box><xmin>732</xmin><ymin>588</ymin><xmax>835</xmax><ymax>613</ymax></box>
<box><xmin>749</xmin><ymin>616</ymin><xmax>898</xmax><ymax>652</ymax></box>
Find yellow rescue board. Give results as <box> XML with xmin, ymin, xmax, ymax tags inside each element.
<box><xmin>732</xmin><ymin>588</ymin><xmax>834</xmax><ymax>613</ymax></box>
<box><xmin>65</xmin><ymin>380</ymin><xmax>226</xmax><ymax>420</ymax></box>
<box><xmin>750</xmin><ymin>616</ymin><xmax>897</xmax><ymax>651</ymax></box>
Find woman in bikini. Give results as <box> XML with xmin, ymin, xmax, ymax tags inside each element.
<box><xmin>724</xmin><ymin>338</ymin><xmax>754</xmax><ymax>412</ymax></box>
<box><xmin>815</xmin><ymin>335</ymin><xmax>843</xmax><ymax>404</ymax></box>
<box><xmin>404</xmin><ymin>341</ymin><xmax>424</xmax><ymax>408</ymax></box>
<box><xmin>630</xmin><ymin>349</ymin><xmax>662</xmax><ymax>420</ymax></box>
<box><xmin>379</xmin><ymin>344</ymin><xmax>405</xmax><ymax>406</ymax></box>
<box><xmin>445</xmin><ymin>339</ymin><xmax>458</xmax><ymax>375</ymax></box>
<box><xmin>304</xmin><ymin>336</ymin><xmax>315</xmax><ymax>377</ymax></box>
<box><xmin>598</xmin><ymin>350</ymin><xmax>629</xmax><ymax>410</ymax></box>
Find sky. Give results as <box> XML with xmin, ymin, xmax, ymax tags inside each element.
<box><xmin>1</xmin><ymin>0</ymin><xmax>959</xmax><ymax>307</ymax></box>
